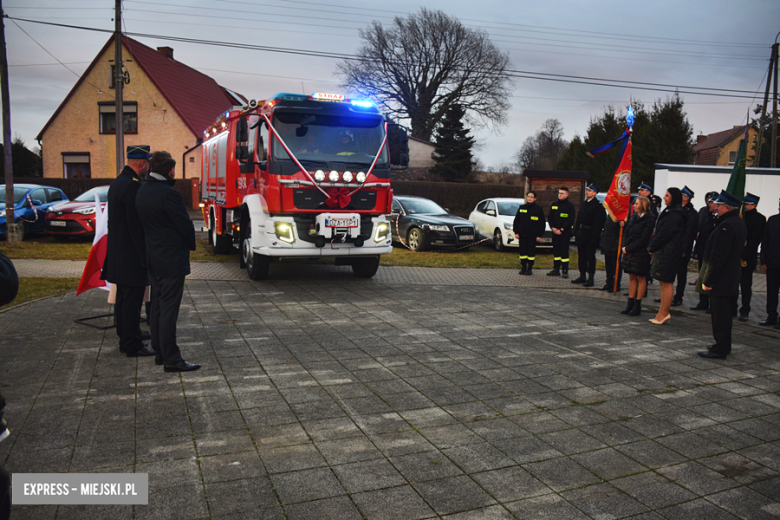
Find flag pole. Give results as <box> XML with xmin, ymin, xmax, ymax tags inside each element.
<box><xmin>613</xmin><ymin>108</ymin><xmax>634</xmax><ymax>293</ymax></box>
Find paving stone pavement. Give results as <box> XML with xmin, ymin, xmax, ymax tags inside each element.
<box><xmin>1</xmin><ymin>261</ymin><xmax>779</xmax><ymax>519</ymax></box>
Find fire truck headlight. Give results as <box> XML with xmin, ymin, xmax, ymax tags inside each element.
<box><xmin>314</xmin><ymin>170</ymin><xmax>326</xmax><ymax>182</ymax></box>
<box><xmin>356</xmin><ymin>171</ymin><xmax>366</xmax><ymax>183</ymax></box>
<box><xmin>274</xmin><ymin>222</ymin><xmax>295</xmax><ymax>243</ymax></box>
<box><xmin>328</xmin><ymin>170</ymin><xmax>340</xmax><ymax>183</ymax></box>
<box><xmin>374</xmin><ymin>222</ymin><xmax>390</xmax><ymax>242</ymax></box>
<box><xmin>342</xmin><ymin>171</ymin><xmax>354</xmax><ymax>183</ymax></box>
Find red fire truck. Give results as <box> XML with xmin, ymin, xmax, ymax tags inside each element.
<box><xmin>200</xmin><ymin>92</ymin><xmax>398</xmax><ymax>280</ymax></box>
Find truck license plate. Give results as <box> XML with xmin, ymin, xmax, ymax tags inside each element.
<box><xmin>325</xmin><ymin>216</ymin><xmax>359</xmax><ymax>228</ymax></box>
<box><xmin>49</xmin><ymin>221</ymin><xmax>66</xmax><ymax>227</ymax></box>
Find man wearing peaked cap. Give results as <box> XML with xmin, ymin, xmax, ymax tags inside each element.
<box><xmin>759</xmin><ymin>197</ymin><xmax>780</xmax><ymax>328</ymax></box>
<box><xmin>695</xmin><ymin>190</ymin><xmax>747</xmax><ymax>359</ymax></box>
<box><xmin>736</xmin><ymin>192</ymin><xmax>766</xmax><ymax>322</ymax></box>
<box><xmin>101</xmin><ymin>145</ymin><xmax>155</xmax><ymax>358</ymax></box>
<box><xmin>572</xmin><ymin>184</ymin><xmax>605</xmax><ymax>287</ymax></box>
<box><xmin>638</xmin><ymin>182</ymin><xmax>657</xmax><ymax>218</ymax></box>
<box><xmin>691</xmin><ymin>192</ymin><xmax>720</xmax><ymax>311</ymax></box>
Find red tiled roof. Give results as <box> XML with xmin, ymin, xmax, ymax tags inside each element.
<box><xmin>123</xmin><ymin>37</ymin><xmax>244</xmax><ymax>136</ymax></box>
<box><xmin>694</xmin><ymin>148</ymin><xmax>718</xmax><ymax>165</ymax></box>
<box><xmin>693</xmin><ymin>126</ymin><xmax>742</xmax><ymax>153</ymax></box>
<box><xmin>37</xmin><ymin>36</ymin><xmax>244</xmax><ymax>140</ymax></box>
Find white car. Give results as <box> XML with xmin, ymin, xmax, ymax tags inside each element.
<box><xmin>469</xmin><ymin>197</ymin><xmax>552</xmax><ymax>252</ymax></box>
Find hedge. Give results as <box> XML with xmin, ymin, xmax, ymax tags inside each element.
<box><xmin>11</xmin><ymin>177</ymin><xmax>194</xmax><ymax>209</ymax></box>
<box><xmin>392</xmin><ymin>180</ymin><xmax>525</xmax><ymax>217</ymax></box>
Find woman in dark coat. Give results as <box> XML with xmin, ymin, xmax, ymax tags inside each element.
<box><xmin>647</xmin><ymin>188</ymin><xmax>687</xmax><ymax>325</ymax></box>
<box><xmin>620</xmin><ymin>197</ymin><xmax>654</xmax><ymax>316</ymax></box>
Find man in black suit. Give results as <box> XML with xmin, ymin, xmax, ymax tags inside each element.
<box><xmin>136</xmin><ymin>151</ymin><xmax>200</xmax><ymax>372</ymax></box>
<box><xmin>101</xmin><ymin>145</ymin><xmax>155</xmax><ymax>357</ymax></box>
<box><xmin>736</xmin><ymin>193</ymin><xmax>766</xmax><ymax>322</ymax></box>
<box><xmin>696</xmin><ymin>190</ymin><xmax>747</xmax><ymax>360</ymax></box>
<box><xmin>571</xmin><ymin>184</ymin><xmax>606</xmax><ymax>287</ymax></box>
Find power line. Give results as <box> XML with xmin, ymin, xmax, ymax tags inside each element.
<box><xmin>6</xmin><ymin>16</ymin><xmax>770</xmax><ymax>101</ymax></box>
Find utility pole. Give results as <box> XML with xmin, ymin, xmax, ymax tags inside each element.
<box><xmin>114</xmin><ymin>0</ymin><xmax>124</xmax><ymax>176</ymax></box>
<box><xmin>754</xmin><ymin>38</ymin><xmax>779</xmax><ymax>169</ymax></box>
<box><xmin>1</xmin><ymin>0</ymin><xmax>20</xmax><ymax>242</ymax></box>
<box><xmin>772</xmin><ymin>40</ymin><xmax>778</xmax><ymax>169</ymax></box>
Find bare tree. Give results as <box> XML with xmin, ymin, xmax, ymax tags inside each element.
<box><xmin>337</xmin><ymin>8</ymin><xmax>512</xmax><ymax>142</ymax></box>
<box><xmin>515</xmin><ymin>119</ymin><xmax>567</xmax><ymax>172</ymax></box>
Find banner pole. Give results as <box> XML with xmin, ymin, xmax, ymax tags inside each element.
<box><xmin>614</xmin><ymin>224</ymin><xmax>624</xmax><ymax>293</ymax></box>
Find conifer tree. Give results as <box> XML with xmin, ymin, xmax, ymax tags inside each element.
<box><xmin>430</xmin><ymin>104</ymin><xmax>475</xmax><ymax>182</ymax></box>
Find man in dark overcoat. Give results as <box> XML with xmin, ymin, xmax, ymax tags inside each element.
<box><xmin>572</xmin><ymin>184</ymin><xmax>605</xmax><ymax>287</ymax></box>
<box><xmin>696</xmin><ymin>190</ymin><xmax>747</xmax><ymax>360</ymax></box>
<box><xmin>672</xmin><ymin>186</ymin><xmax>699</xmax><ymax>306</ymax></box>
<box><xmin>735</xmin><ymin>193</ymin><xmax>766</xmax><ymax>322</ymax></box>
<box><xmin>513</xmin><ymin>191</ymin><xmax>546</xmax><ymax>276</ymax></box>
<box><xmin>547</xmin><ymin>187</ymin><xmax>576</xmax><ymax>278</ymax></box>
<box><xmin>759</xmin><ymin>197</ymin><xmax>780</xmax><ymax>329</ymax></box>
<box><xmin>101</xmin><ymin>145</ymin><xmax>155</xmax><ymax>357</ymax></box>
<box><xmin>136</xmin><ymin>151</ymin><xmax>200</xmax><ymax>372</ymax></box>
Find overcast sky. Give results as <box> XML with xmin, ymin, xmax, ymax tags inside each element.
<box><xmin>3</xmin><ymin>0</ymin><xmax>779</xmax><ymax>170</ymax></box>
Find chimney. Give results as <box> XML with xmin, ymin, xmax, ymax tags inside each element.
<box><xmin>697</xmin><ymin>133</ymin><xmax>707</xmax><ymax>144</ymax></box>
<box><xmin>157</xmin><ymin>47</ymin><xmax>174</xmax><ymax>60</ymax></box>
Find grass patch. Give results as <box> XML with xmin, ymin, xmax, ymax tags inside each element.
<box><xmin>1</xmin><ymin>236</ymin><xmax>92</xmax><ymax>260</ymax></box>
<box><xmin>0</xmin><ymin>277</ymin><xmax>80</xmax><ymax>311</ymax></box>
<box><xmin>1</xmin><ymin>236</ymin><xmax>234</xmax><ymax>263</ymax></box>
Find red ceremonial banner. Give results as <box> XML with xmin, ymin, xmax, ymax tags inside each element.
<box><xmin>602</xmin><ymin>136</ymin><xmax>632</xmax><ymax>222</ymax></box>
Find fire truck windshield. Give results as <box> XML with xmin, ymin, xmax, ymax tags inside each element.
<box><xmin>272</xmin><ymin>112</ymin><xmax>389</xmax><ymax>167</ymax></box>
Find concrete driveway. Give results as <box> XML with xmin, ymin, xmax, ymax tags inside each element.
<box><xmin>1</xmin><ymin>264</ymin><xmax>778</xmax><ymax>519</ymax></box>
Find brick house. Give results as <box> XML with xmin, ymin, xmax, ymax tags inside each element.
<box><xmin>693</xmin><ymin>126</ymin><xmax>759</xmax><ymax>167</ymax></box>
<box><xmin>37</xmin><ymin>35</ymin><xmax>244</xmax><ymax>179</ymax></box>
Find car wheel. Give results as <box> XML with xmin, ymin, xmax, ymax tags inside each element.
<box><xmin>493</xmin><ymin>228</ymin><xmax>505</xmax><ymax>252</ymax></box>
<box><xmin>351</xmin><ymin>256</ymin><xmax>380</xmax><ymax>278</ymax></box>
<box><xmin>407</xmin><ymin>227</ymin><xmax>426</xmax><ymax>252</ymax></box>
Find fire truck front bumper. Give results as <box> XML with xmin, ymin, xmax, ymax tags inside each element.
<box><xmin>251</xmin><ymin>216</ymin><xmax>393</xmax><ymax>257</ymax></box>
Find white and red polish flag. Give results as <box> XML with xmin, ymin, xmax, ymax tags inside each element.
<box><xmin>76</xmin><ymin>194</ymin><xmax>109</xmax><ymax>295</ymax></box>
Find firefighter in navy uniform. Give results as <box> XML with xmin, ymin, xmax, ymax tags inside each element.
<box><xmin>572</xmin><ymin>184</ymin><xmax>606</xmax><ymax>287</ymax></box>
<box><xmin>736</xmin><ymin>193</ymin><xmax>766</xmax><ymax>321</ymax></box>
<box><xmin>547</xmin><ymin>187</ymin><xmax>576</xmax><ymax>278</ymax></box>
<box><xmin>513</xmin><ymin>190</ymin><xmax>546</xmax><ymax>276</ymax></box>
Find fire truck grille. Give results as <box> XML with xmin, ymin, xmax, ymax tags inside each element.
<box><xmin>293</xmin><ymin>189</ymin><xmax>377</xmax><ymax>211</ymax></box>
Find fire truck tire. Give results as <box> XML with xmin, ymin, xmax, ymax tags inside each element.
<box><xmin>406</xmin><ymin>227</ymin><xmax>427</xmax><ymax>252</ymax></box>
<box><xmin>246</xmin><ymin>251</ymin><xmax>270</xmax><ymax>281</ymax></box>
<box><xmin>210</xmin><ymin>213</ymin><xmax>231</xmax><ymax>255</ymax></box>
<box><xmin>351</xmin><ymin>256</ymin><xmax>380</xmax><ymax>278</ymax></box>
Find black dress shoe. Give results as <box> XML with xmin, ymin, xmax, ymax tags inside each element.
<box><xmin>127</xmin><ymin>345</ymin><xmax>156</xmax><ymax>357</ymax></box>
<box><xmin>164</xmin><ymin>361</ymin><xmax>201</xmax><ymax>372</ymax></box>
<box><xmin>738</xmin><ymin>314</ymin><xmax>749</xmax><ymax>322</ymax></box>
<box><xmin>758</xmin><ymin>318</ymin><xmax>778</xmax><ymax>326</ymax></box>
<box><xmin>140</xmin><ymin>330</ymin><xmax>151</xmax><ymax>340</ymax></box>
<box><xmin>155</xmin><ymin>357</ymin><xmax>163</xmax><ymax>366</ymax></box>
<box><xmin>690</xmin><ymin>303</ymin><xmax>708</xmax><ymax>311</ymax></box>
<box><xmin>698</xmin><ymin>351</ymin><xmax>727</xmax><ymax>360</ymax></box>
<box><xmin>670</xmin><ymin>299</ymin><xmax>683</xmax><ymax>307</ymax></box>
<box><xmin>599</xmin><ymin>284</ymin><xmax>611</xmax><ymax>291</ymax></box>
<box><xmin>706</xmin><ymin>344</ymin><xmax>714</xmax><ymax>350</ymax></box>
<box><xmin>654</xmin><ymin>298</ymin><xmax>661</xmax><ymax>303</ymax></box>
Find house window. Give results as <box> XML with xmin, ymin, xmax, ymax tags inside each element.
<box><xmin>728</xmin><ymin>151</ymin><xmax>737</xmax><ymax>165</ymax></box>
<box><xmin>63</xmin><ymin>153</ymin><xmax>91</xmax><ymax>179</ymax></box>
<box><xmin>99</xmin><ymin>102</ymin><xmax>137</xmax><ymax>134</ymax></box>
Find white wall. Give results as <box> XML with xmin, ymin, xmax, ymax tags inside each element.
<box><xmin>409</xmin><ymin>139</ymin><xmax>436</xmax><ymax>168</ymax></box>
<box><xmin>654</xmin><ymin>164</ymin><xmax>780</xmax><ymax>214</ymax></box>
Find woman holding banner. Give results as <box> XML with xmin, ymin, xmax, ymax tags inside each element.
<box><xmin>620</xmin><ymin>197</ymin><xmax>654</xmax><ymax>316</ymax></box>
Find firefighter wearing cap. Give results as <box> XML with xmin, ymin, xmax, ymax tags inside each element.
<box><xmin>671</xmin><ymin>186</ymin><xmax>699</xmax><ymax>306</ymax></box>
<box><xmin>759</xmin><ymin>197</ymin><xmax>780</xmax><ymax>329</ymax></box>
<box><xmin>546</xmin><ymin>187</ymin><xmax>576</xmax><ymax>278</ymax></box>
<box><xmin>572</xmin><ymin>184</ymin><xmax>605</xmax><ymax>287</ymax></box>
<box><xmin>101</xmin><ymin>145</ymin><xmax>155</xmax><ymax>358</ymax></box>
<box><xmin>691</xmin><ymin>193</ymin><xmax>719</xmax><ymax>311</ymax></box>
<box><xmin>736</xmin><ymin>193</ymin><xmax>766</xmax><ymax>321</ymax></box>
<box><xmin>637</xmin><ymin>182</ymin><xmax>657</xmax><ymax>219</ymax></box>
<box><xmin>513</xmin><ymin>191</ymin><xmax>546</xmax><ymax>276</ymax></box>
<box><xmin>696</xmin><ymin>190</ymin><xmax>747</xmax><ymax>359</ymax></box>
